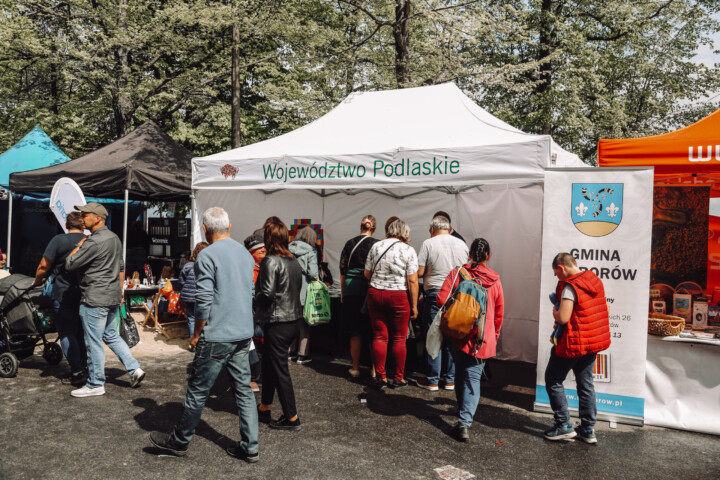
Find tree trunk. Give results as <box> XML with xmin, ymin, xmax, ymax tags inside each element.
<box><xmin>536</xmin><ymin>0</ymin><xmax>555</xmax><ymax>135</ymax></box>
<box><xmin>50</xmin><ymin>48</ymin><xmax>59</xmax><ymax>115</ymax></box>
<box><xmin>393</xmin><ymin>0</ymin><xmax>411</xmax><ymax>87</ymax></box>
<box><xmin>114</xmin><ymin>0</ymin><xmax>132</xmax><ymax>138</ymax></box>
<box><xmin>231</xmin><ymin>21</ymin><xmax>242</xmax><ymax>148</ymax></box>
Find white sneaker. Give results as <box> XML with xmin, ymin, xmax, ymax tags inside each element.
<box><xmin>130</xmin><ymin>368</ymin><xmax>146</xmax><ymax>388</ymax></box>
<box><xmin>71</xmin><ymin>385</ymin><xmax>105</xmax><ymax>397</ymax></box>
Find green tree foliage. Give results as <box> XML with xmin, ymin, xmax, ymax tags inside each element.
<box><xmin>0</xmin><ymin>0</ymin><xmax>718</xmax><ymax>165</ymax></box>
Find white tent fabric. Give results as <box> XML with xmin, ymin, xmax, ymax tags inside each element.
<box><xmin>192</xmin><ymin>83</ymin><xmax>584</xmax><ymax>363</ymax></box>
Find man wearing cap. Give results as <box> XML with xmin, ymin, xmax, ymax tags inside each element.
<box><xmin>244</xmin><ymin>233</ymin><xmax>266</xmax><ymax>283</ymax></box>
<box><xmin>244</xmin><ymin>232</ymin><xmax>266</xmax><ymax>392</ymax></box>
<box><xmin>65</xmin><ymin>202</ymin><xmax>145</xmax><ymax>397</ymax></box>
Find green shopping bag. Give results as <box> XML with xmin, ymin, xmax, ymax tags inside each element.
<box><xmin>303</xmin><ymin>280</ymin><xmax>332</xmax><ymax>326</ymax></box>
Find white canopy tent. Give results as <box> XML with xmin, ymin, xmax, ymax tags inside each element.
<box><xmin>192</xmin><ymin>83</ymin><xmax>586</xmax><ymax>363</ymax></box>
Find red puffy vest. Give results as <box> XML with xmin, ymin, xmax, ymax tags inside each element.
<box><xmin>555</xmin><ymin>270</ymin><xmax>611</xmax><ymax>358</ymax></box>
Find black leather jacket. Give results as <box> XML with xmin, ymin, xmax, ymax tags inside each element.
<box><xmin>254</xmin><ymin>254</ymin><xmax>303</xmax><ymax>324</ymax></box>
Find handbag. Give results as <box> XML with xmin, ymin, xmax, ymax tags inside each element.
<box><xmin>343</xmin><ymin>235</ymin><xmax>371</xmax><ymax>297</ymax></box>
<box><xmin>360</xmin><ymin>240</ymin><xmax>401</xmax><ymax>315</ymax></box>
<box><xmin>303</xmin><ymin>280</ymin><xmax>332</xmax><ymax>326</ymax></box>
<box><xmin>117</xmin><ymin>304</ymin><xmax>140</xmax><ymax>348</ymax></box>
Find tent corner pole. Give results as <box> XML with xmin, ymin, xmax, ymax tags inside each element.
<box><xmin>6</xmin><ymin>189</ymin><xmax>12</xmax><ymax>270</ymax></box>
<box><xmin>190</xmin><ymin>190</ymin><xmax>196</xmax><ymax>248</ymax></box>
<box><xmin>122</xmin><ymin>189</ymin><xmax>129</xmax><ymax>268</ymax></box>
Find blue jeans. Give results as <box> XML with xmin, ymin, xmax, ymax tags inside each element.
<box><xmin>422</xmin><ymin>291</ymin><xmax>454</xmax><ymax>384</ymax></box>
<box><xmin>172</xmin><ymin>338</ymin><xmax>258</xmax><ymax>453</ymax></box>
<box><xmin>183</xmin><ymin>300</ymin><xmax>195</xmax><ymax>338</ymax></box>
<box><xmin>79</xmin><ymin>303</ymin><xmax>140</xmax><ymax>388</ymax></box>
<box><xmin>52</xmin><ymin>300</ymin><xmax>87</xmax><ymax>374</ymax></box>
<box><xmin>544</xmin><ymin>348</ymin><xmax>597</xmax><ymax>429</ymax></box>
<box><xmin>448</xmin><ymin>342</ymin><xmax>485</xmax><ymax>427</ymax></box>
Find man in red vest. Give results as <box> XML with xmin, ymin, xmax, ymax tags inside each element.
<box><xmin>543</xmin><ymin>253</ymin><xmax>611</xmax><ymax>444</ymax></box>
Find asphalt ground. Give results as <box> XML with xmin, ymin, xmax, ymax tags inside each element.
<box><xmin>2</xmin><ymin>339</ymin><xmax>720</xmax><ymax>480</ymax></box>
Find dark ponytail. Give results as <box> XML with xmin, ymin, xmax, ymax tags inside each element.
<box><xmin>469</xmin><ymin>238</ymin><xmax>491</xmax><ymax>267</ymax></box>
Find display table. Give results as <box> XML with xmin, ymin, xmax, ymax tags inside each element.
<box><xmin>645</xmin><ymin>334</ymin><xmax>720</xmax><ymax>435</ymax></box>
<box><xmin>124</xmin><ymin>286</ymin><xmax>159</xmax><ymax>300</ymax></box>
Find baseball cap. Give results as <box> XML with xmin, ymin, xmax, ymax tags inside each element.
<box><xmin>244</xmin><ymin>233</ymin><xmax>264</xmax><ymax>252</ymax></box>
<box><xmin>75</xmin><ymin>202</ymin><xmax>109</xmax><ymax>219</ymax></box>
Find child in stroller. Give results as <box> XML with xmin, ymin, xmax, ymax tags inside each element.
<box><xmin>0</xmin><ymin>274</ymin><xmax>63</xmax><ymax>377</ymax></box>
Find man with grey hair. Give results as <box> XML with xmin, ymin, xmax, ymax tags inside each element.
<box><xmin>150</xmin><ymin>207</ymin><xmax>259</xmax><ymax>462</ymax></box>
<box><xmin>416</xmin><ymin>215</ymin><xmax>469</xmax><ymax>391</ymax></box>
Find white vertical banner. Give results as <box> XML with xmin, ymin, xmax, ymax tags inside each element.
<box><xmin>534</xmin><ymin>168</ymin><xmax>654</xmax><ymax>425</ymax></box>
<box><xmin>50</xmin><ymin>177</ymin><xmax>87</xmax><ymax>233</ymax></box>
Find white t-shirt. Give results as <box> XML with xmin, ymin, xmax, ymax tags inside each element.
<box><xmin>561</xmin><ymin>284</ymin><xmax>577</xmax><ymax>302</ymax></box>
<box><xmin>417</xmin><ymin>234</ymin><xmax>469</xmax><ymax>291</ymax></box>
<box><xmin>365</xmin><ymin>238</ymin><xmax>418</xmax><ymax>291</ymax></box>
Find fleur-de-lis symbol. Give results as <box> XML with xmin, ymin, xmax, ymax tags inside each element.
<box><xmin>575</xmin><ymin>202</ymin><xmax>588</xmax><ymax>217</ymax></box>
<box><xmin>606</xmin><ymin>203</ymin><xmax>619</xmax><ymax>218</ymax></box>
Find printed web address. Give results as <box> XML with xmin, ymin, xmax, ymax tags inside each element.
<box><xmin>565</xmin><ymin>394</ymin><xmax>623</xmax><ymax>407</ymax></box>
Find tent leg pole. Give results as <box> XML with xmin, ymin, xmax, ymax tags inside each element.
<box><xmin>190</xmin><ymin>190</ymin><xmax>196</xmax><ymax>248</ymax></box>
<box><xmin>122</xmin><ymin>189</ymin><xmax>128</xmax><ymax>269</ymax></box>
<box><xmin>6</xmin><ymin>189</ymin><xmax>12</xmax><ymax>270</ymax></box>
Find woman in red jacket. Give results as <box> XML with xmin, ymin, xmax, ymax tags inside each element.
<box><xmin>436</xmin><ymin>238</ymin><xmax>504</xmax><ymax>441</ymax></box>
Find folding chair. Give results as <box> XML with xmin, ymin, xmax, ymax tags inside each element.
<box><xmin>142</xmin><ymin>291</ymin><xmax>188</xmax><ymax>339</ymax></box>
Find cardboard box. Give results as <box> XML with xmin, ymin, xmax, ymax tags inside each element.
<box><xmin>673</xmin><ymin>293</ymin><xmax>692</xmax><ymax>324</ymax></box>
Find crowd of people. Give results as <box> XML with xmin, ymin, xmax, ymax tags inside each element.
<box><xmin>32</xmin><ymin>203</ymin><xmax>610</xmax><ymax>462</ymax></box>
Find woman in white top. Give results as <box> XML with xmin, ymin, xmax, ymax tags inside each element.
<box><xmin>364</xmin><ymin>218</ymin><xmax>419</xmax><ymax>389</ymax></box>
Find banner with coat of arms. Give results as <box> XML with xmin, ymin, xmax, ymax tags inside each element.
<box><xmin>534</xmin><ymin>168</ymin><xmax>654</xmax><ymax>425</ymax></box>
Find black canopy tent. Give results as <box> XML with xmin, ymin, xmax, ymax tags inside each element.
<box><xmin>8</xmin><ymin>121</ymin><xmax>194</xmax><ymax>267</ymax></box>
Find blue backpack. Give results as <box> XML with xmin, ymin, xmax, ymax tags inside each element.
<box><xmin>440</xmin><ymin>268</ymin><xmax>488</xmax><ymax>347</ymax></box>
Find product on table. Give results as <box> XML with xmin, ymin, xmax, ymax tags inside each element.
<box><xmin>652</xmin><ymin>300</ymin><xmax>666</xmax><ymax>314</ymax></box>
<box><xmin>673</xmin><ymin>293</ymin><xmax>692</xmax><ymax>325</ymax></box>
<box><xmin>693</xmin><ymin>296</ymin><xmax>709</xmax><ymax>329</ymax></box>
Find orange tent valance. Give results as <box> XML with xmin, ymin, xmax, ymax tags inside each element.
<box><xmin>598</xmin><ymin>108</ymin><xmax>720</xmax><ymax>184</ymax></box>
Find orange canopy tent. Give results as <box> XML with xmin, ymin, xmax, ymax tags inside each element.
<box><xmin>598</xmin><ymin>107</ymin><xmax>720</xmax><ymax>188</ymax></box>
<box><xmin>598</xmin><ymin>108</ymin><xmax>720</xmax><ymax>296</ymax></box>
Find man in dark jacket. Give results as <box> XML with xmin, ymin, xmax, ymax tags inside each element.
<box><xmin>149</xmin><ymin>207</ymin><xmax>258</xmax><ymax>462</ymax></box>
<box><xmin>543</xmin><ymin>252</ymin><xmax>610</xmax><ymax>444</ymax></box>
<box><xmin>65</xmin><ymin>203</ymin><xmax>145</xmax><ymax>397</ymax></box>
<box><xmin>33</xmin><ymin>211</ymin><xmax>87</xmax><ymax>386</ymax></box>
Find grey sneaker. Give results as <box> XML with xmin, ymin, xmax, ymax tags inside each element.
<box><xmin>130</xmin><ymin>368</ymin><xmax>146</xmax><ymax>388</ymax></box>
<box><xmin>543</xmin><ymin>423</ymin><xmax>577</xmax><ymax>441</ymax></box>
<box><xmin>71</xmin><ymin>385</ymin><xmax>105</xmax><ymax>398</ymax></box>
<box><xmin>576</xmin><ymin>427</ymin><xmax>597</xmax><ymax>444</ymax></box>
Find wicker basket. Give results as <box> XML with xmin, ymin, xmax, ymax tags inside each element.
<box><xmin>648</xmin><ymin>313</ymin><xmax>685</xmax><ymax>336</ymax></box>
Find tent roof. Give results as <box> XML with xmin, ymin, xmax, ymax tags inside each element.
<box><xmin>193</xmin><ymin>83</ymin><xmax>584</xmax><ymax>190</ymax></box>
<box><xmin>598</xmin><ymin>108</ymin><xmax>720</xmax><ymax>181</ymax></box>
<box><xmin>0</xmin><ymin>125</ymin><xmax>70</xmax><ymax>187</ymax></box>
<box><xmin>10</xmin><ymin>121</ymin><xmax>193</xmax><ymax>200</ymax></box>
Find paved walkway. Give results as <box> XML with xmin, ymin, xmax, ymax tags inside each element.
<box><xmin>1</xmin><ymin>315</ymin><xmax>718</xmax><ymax>479</ymax></box>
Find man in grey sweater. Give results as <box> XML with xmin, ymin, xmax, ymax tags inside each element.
<box><xmin>150</xmin><ymin>207</ymin><xmax>259</xmax><ymax>463</ymax></box>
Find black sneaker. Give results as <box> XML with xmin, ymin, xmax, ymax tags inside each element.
<box><xmin>61</xmin><ymin>369</ymin><xmax>88</xmax><ymax>386</ymax></box>
<box><xmin>149</xmin><ymin>432</ymin><xmax>188</xmax><ymax>457</ymax></box>
<box><xmin>257</xmin><ymin>405</ymin><xmax>271</xmax><ymax>424</ymax></box>
<box><xmin>451</xmin><ymin>422</ymin><xmax>469</xmax><ymax>442</ymax></box>
<box><xmin>269</xmin><ymin>415</ymin><xmax>302</xmax><ymax>431</ymax></box>
<box><xmin>373</xmin><ymin>379</ymin><xmax>389</xmax><ymax>390</ymax></box>
<box><xmin>390</xmin><ymin>379</ymin><xmax>408</xmax><ymax>389</ymax></box>
<box><xmin>226</xmin><ymin>445</ymin><xmax>259</xmax><ymax>463</ymax></box>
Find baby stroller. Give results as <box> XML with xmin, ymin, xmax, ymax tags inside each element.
<box><xmin>0</xmin><ymin>274</ymin><xmax>63</xmax><ymax>378</ymax></box>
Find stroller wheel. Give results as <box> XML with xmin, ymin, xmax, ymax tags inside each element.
<box><xmin>0</xmin><ymin>352</ymin><xmax>19</xmax><ymax>378</ymax></box>
<box><xmin>43</xmin><ymin>343</ymin><xmax>63</xmax><ymax>365</ymax></box>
